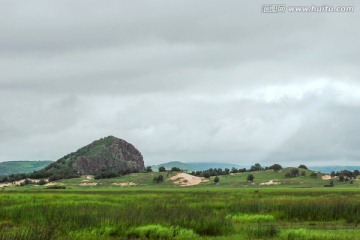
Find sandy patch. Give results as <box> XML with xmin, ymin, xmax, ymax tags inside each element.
<box><xmin>229</xmin><ymin>173</ymin><xmax>235</xmax><ymax>176</ymax></box>
<box><xmin>0</xmin><ymin>179</ymin><xmax>47</xmax><ymax>187</ymax></box>
<box><xmin>169</xmin><ymin>173</ymin><xmax>208</xmax><ymax>186</ymax></box>
<box><xmin>112</xmin><ymin>182</ymin><xmax>138</xmax><ymax>187</ymax></box>
<box><xmin>44</xmin><ymin>182</ymin><xmax>65</xmax><ymax>186</ymax></box>
<box><xmin>79</xmin><ymin>182</ymin><xmax>97</xmax><ymax>186</ymax></box>
<box><xmin>259</xmin><ymin>180</ymin><xmax>280</xmax><ymax>186</ymax></box>
<box><xmin>0</xmin><ymin>183</ymin><xmax>12</xmax><ymax>188</ymax></box>
<box><xmin>322</xmin><ymin>175</ymin><xmax>332</xmax><ymax>180</ymax></box>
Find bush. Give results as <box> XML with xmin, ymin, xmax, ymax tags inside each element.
<box><xmin>38</xmin><ymin>179</ymin><xmax>47</xmax><ymax>185</ymax></box>
<box><xmin>158</xmin><ymin>166</ymin><xmax>166</xmax><ymax>172</ymax></box>
<box><xmin>339</xmin><ymin>175</ymin><xmax>345</xmax><ymax>182</ymax></box>
<box><xmin>94</xmin><ymin>170</ymin><xmax>119</xmax><ymax>180</ymax></box>
<box><xmin>247</xmin><ymin>174</ymin><xmax>255</xmax><ymax>182</ymax></box>
<box><xmin>145</xmin><ymin>166</ymin><xmax>153</xmax><ymax>172</ymax></box>
<box><xmin>46</xmin><ymin>185</ymin><xmax>66</xmax><ymax>189</ymax></box>
<box><xmin>290</xmin><ymin>168</ymin><xmax>299</xmax><ymax>177</ymax></box>
<box><xmin>285</xmin><ymin>169</ymin><xmax>300</xmax><ymax>178</ymax></box>
<box><xmin>214</xmin><ymin>176</ymin><xmax>220</xmax><ymax>183</ymax></box>
<box><xmin>153</xmin><ymin>175</ymin><xmax>164</xmax><ymax>183</ymax></box>
<box><xmin>310</xmin><ymin>172</ymin><xmax>318</xmax><ymax>178</ymax></box>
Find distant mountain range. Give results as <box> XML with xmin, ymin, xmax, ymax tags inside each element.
<box><xmin>150</xmin><ymin>161</ymin><xmax>360</xmax><ymax>174</ymax></box>
<box><xmin>151</xmin><ymin>161</ymin><xmax>192</xmax><ymax>172</ymax></box>
<box><xmin>150</xmin><ymin>161</ymin><xmax>244</xmax><ymax>172</ymax></box>
<box><xmin>0</xmin><ymin>160</ymin><xmax>53</xmax><ymax>176</ymax></box>
<box><xmin>310</xmin><ymin>166</ymin><xmax>360</xmax><ymax>174</ymax></box>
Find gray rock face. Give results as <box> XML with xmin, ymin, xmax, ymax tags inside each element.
<box><xmin>73</xmin><ymin>137</ymin><xmax>144</xmax><ymax>174</ymax></box>
<box><xmin>38</xmin><ymin>136</ymin><xmax>144</xmax><ymax>179</ymax></box>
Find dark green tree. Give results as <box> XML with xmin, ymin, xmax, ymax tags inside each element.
<box><xmin>171</xmin><ymin>167</ymin><xmax>181</xmax><ymax>171</ymax></box>
<box><xmin>269</xmin><ymin>164</ymin><xmax>283</xmax><ymax>171</ymax></box>
<box><xmin>298</xmin><ymin>165</ymin><xmax>308</xmax><ymax>170</ymax></box>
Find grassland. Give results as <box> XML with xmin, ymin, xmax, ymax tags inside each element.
<box><xmin>1</xmin><ymin>170</ymin><xmax>360</xmax><ymax>239</ymax></box>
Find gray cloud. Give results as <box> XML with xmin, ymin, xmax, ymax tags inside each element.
<box><xmin>1</xmin><ymin>0</ymin><xmax>360</xmax><ymax>166</ymax></box>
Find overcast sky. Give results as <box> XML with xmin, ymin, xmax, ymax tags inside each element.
<box><xmin>1</xmin><ymin>0</ymin><xmax>360</xmax><ymax>166</ymax></box>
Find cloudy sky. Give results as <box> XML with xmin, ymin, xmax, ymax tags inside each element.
<box><xmin>1</xmin><ymin>0</ymin><xmax>360</xmax><ymax>166</ymax></box>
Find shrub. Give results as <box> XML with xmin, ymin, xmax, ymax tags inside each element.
<box><xmin>310</xmin><ymin>172</ymin><xmax>318</xmax><ymax>178</ymax></box>
<box><xmin>46</xmin><ymin>185</ymin><xmax>66</xmax><ymax>189</ymax></box>
<box><xmin>214</xmin><ymin>176</ymin><xmax>220</xmax><ymax>183</ymax></box>
<box><xmin>38</xmin><ymin>179</ymin><xmax>47</xmax><ymax>185</ymax></box>
<box><xmin>290</xmin><ymin>168</ymin><xmax>299</xmax><ymax>177</ymax></box>
<box><xmin>158</xmin><ymin>166</ymin><xmax>166</xmax><ymax>172</ymax></box>
<box><xmin>247</xmin><ymin>174</ymin><xmax>255</xmax><ymax>182</ymax></box>
<box><xmin>153</xmin><ymin>175</ymin><xmax>164</xmax><ymax>183</ymax></box>
<box><xmin>339</xmin><ymin>175</ymin><xmax>345</xmax><ymax>182</ymax></box>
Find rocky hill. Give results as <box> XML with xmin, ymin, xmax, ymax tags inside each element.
<box><xmin>32</xmin><ymin>136</ymin><xmax>144</xmax><ymax>180</ymax></box>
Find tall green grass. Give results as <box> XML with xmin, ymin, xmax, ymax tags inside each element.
<box><xmin>1</xmin><ymin>189</ymin><xmax>360</xmax><ymax>239</ymax></box>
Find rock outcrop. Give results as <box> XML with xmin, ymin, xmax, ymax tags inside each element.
<box><xmin>34</xmin><ymin>136</ymin><xmax>144</xmax><ymax>179</ymax></box>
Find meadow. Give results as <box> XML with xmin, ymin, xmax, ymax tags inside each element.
<box><xmin>1</xmin><ymin>187</ymin><xmax>360</xmax><ymax>240</ymax></box>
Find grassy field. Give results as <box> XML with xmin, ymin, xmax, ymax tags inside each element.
<box><xmin>1</xmin><ymin>171</ymin><xmax>360</xmax><ymax>239</ymax></box>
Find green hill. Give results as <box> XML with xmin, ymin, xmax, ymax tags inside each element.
<box><xmin>0</xmin><ymin>160</ymin><xmax>53</xmax><ymax>176</ymax></box>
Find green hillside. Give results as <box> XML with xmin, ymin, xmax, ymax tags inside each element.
<box><xmin>0</xmin><ymin>160</ymin><xmax>53</xmax><ymax>176</ymax></box>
